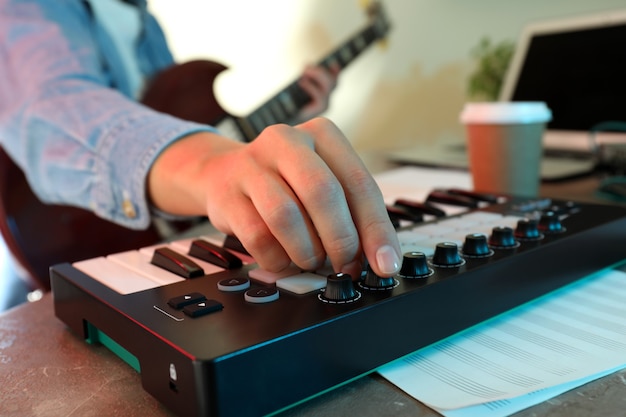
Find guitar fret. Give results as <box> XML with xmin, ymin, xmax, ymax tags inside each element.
<box><xmin>354</xmin><ymin>34</ymin><xmax>367</xmax><ymax>52</ymax></box>
<box><xmin>278</xmin><ymin>91</ymin><xmax>298</xmax><ymax>117</ymax></box>
<box><xmin>260</xmin><ymin>107</ymin><xmax>275</xmax><ymax>127</ymax></box>
<box><xmin>269</xmin><ymin>100</ymin><xmax>287</xmax><ymax>123</ymax></box>
<box><xmin>248</xmin><ymin>113</ymin><xmax>264</xmax><ymax>137</ymax></box>
<box><xmin>338</xmin><ymin>46</ymin><xmax>354</xmax><ymax>66</ymax></box>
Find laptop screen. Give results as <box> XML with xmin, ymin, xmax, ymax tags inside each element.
<box><xmin>500</xmin><ymin>10</ymin><xmax>626</xmax><ymax>152</ymax></box>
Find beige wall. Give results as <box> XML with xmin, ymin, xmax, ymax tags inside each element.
<box><xmin>148</xmin><ymin>0</ymin><xmax>626</xmax><ymax>155</ymax></box>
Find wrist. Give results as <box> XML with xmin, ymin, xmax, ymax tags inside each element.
<box><xmin>147</xmin><ymin>131</ymin><xmax>242</xmax><ymax>216</ymax></box>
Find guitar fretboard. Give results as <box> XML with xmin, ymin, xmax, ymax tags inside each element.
<box><xmin>236</xmin><ymin>4</ymin><xmax>390</xmax><ymax>141</ymax></box>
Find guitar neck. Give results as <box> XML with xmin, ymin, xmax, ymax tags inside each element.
<box><xmin>237</xmin><ymin>10</ymin><xmax>389</xmax><ymax>141</ymax></box>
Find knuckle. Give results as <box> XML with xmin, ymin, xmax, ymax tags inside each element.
<box><xmin>264</xmin><ymin>199</ymin><xmax>303</xmax><ymax>231</ymax></box>
<box><xmin>324</xmin><ymin>232</ymin><xmax>360</xmax><ymax>263</ymax></box>
<box><xmin>294</xmin><ymin>250</ymin><xmax>326</xmax><ymax>272</ymax></box>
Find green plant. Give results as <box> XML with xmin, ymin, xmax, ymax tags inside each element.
<box><xmin>468</xmin><ymin>37</ymin><xmax>515</xmax><ymax>101</ymax></box>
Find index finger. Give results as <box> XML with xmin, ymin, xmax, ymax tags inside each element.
<box><xmin>296</xmin><ymin>118</ymin><xmax>402</xmax><ymax>278</ymax></box>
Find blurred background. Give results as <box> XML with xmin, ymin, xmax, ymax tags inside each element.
<box><xmin>148</xmin><ymin>0</ymin><xmax>626</xmax><ymax>158</ymax></box>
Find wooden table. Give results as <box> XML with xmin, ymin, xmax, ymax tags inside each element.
<box><xmin>2</xmin><ymin>172</ymin><xmax>625</xmax><ymax>417</ymax></box>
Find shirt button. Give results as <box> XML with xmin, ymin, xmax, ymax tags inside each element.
<box><xmin>122</xmin><ymin>199</ymin><xmax>137</xmax><ymax>218</ymax></box>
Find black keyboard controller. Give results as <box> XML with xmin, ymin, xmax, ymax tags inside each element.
<box><xmin>51</xmin><ymin>194</ymin><xmax>626</xmax><ymax>417</ymax></box>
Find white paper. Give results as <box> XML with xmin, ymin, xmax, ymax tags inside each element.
<box><xmin>378</xmin><ymin>269</ymin><xmax>626</xmax><ymax>414</ymax></box>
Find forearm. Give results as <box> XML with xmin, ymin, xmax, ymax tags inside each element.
<box><xmin>0</xmin><ymin>0</ymin><xmax>214</xmax><ymax>229</ymax></box>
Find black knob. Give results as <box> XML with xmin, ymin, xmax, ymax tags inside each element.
<box><xmin>431</xmin><ymin>242</ymin><xmax>464</xmax><ymax>267</ymax></box>
<box><xmin>488</xmin><ymin>226</ymin><xmax>519</xmax><ymax>248</ymax></box>
<box><xmin>399</xmin><ymin>251</ymin><xmax>433</xmax><ymax>278</ymax></box>
<box><xmin>514</xmin><ymin>218</ymin><xmax>542</xmax><ymax>240</ymax></box>
<box><xmin>361</xmin><ymin>266</ymin><xmax>397</xmax><ymax>289</ymax></box>
<box><xmin>321</xmin><ymin>273</ymin><xmax>359</xmax><ymax>302</ymax></box>
<box><xmin>538</xmin><ymin>211</ymin><xmax>565</xmax><ymax>234</ymax></box>
<box><xmin>462</xmin><ymin>233</ymin><xmax>493</xmax><ymax>257</ymax></box>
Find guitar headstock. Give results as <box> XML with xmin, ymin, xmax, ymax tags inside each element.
<box><xmin>363</xmin><ymin>1</ymin><xmax>391</xmax><ymax>41</ymax></box>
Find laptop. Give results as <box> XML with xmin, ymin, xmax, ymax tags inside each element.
<box><xmin>388</xmin><ymin>9</ymin><xmax>626</xmax><ymax>180</ymax></box>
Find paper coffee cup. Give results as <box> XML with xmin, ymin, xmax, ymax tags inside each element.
<box><xmin>460</xmin><ymin>102</ymin><xmax>552</xmax><ymax>197</ymax></box>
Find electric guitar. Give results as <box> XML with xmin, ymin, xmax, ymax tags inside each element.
<box><xmin>141</xmin><ymin>1</ymin><xmax>391</xmax><ymax>141</ymax></box>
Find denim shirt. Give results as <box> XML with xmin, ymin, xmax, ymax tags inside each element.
<box><xmin>0</xmin><ymin>0</ymin><xmax>216</xmax><ymax>229</ymax></box>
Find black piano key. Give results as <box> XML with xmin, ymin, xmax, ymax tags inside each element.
<box><xmin>223</xmin><ymin>235</ymin><xmax>250</xmax><ymax>256</ymax></box>
<box><xmin>189</xmin><ymin>239</ymin><xmax>243</xmax><ymax>269</ymax></box>
<box><xmin>386</xmin><ymin>205</ymin><xmax>423</xmax><ymax>224</ymax></box>
<box><xmin>394</xmin><ymin>199</ymin><xmax>447</xmax><ymax>218</ymax></box>
<box><xmin>151</xmin><ymin>247</ymin><xmax>204</xmax><ymax>279</ymax></box>
<box><xmin>446</xmin><ymin>188</ymin><xmax>500</xmax><ymax>204</ymax></box>
<box><xmin>426</xmin><ymin>190</ymin><xmax>479</xmax><ymax>208</ymax></box>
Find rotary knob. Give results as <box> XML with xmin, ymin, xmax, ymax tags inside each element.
<box><xmin>488</xmin><ymin>226</ymin><xmax>520</xmax><ymax>249</ymax></box>
<box><xmin>399</xmin><ymin>251</ymin><xmax>433</xmax><ymax>278</ymax></box>
<box><xmin>360</xmin><ymin>266</ymin><xmax>398</xmax><ymax>290</ymax></box>
<box><xmin>431</xmin><ymin>242</ymin><xmax>465</xmax><ymax>267</ymax></box>
<box><xmin>514</xmin><ymin>218</ymin><xmax>543</xmax><ymax>240</ymax></box>
<box><xmin>538</xmin><ymin>211</ymin><xmax>566</xmax><ymax>234</ymax></box>
<box><xmin>319</xmin><ymin>273</ymin><xmax>361</xmax><ymax>303</ymax></box>
<box><xmin>461</xmin><ymin>233</ymin><xmax>494</xmax><ymax>258</ymax></box>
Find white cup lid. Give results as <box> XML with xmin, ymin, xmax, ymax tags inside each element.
<box><xmin>460</xmin><ymin>101</ymin><xmax>552</xmax><ymax>124</ymax></box>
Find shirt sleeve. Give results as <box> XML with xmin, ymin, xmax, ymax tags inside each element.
<box><xmin>0</xmin><ymin>0</ymin><xmax>217</xmax><ymax>230</ymax></box>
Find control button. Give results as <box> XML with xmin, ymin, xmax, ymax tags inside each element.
<box><xmin>276</xmin><ymin>272</ymin><xmax>327</xmax><ymax>295</ymax></box>
<box><xmin>167</xmin><ymin>292</ymin><xmax>207</xmax><ymax>309</ymax></box>
<box><xmin>189</xmin><ymin>239</ymin><xmax>243</xmax><ymax>269</ymax></box>
<box><xmin>151</xmin><ymin>247</ymin><xmax>204</xmax><ymax>279</ymax></box>
<box><xmin>461</xmin><ymin>233</ymin><xmax>494</xmax><ymax>258</ymax></box>
<box><xmin>248</xmin><ymin>264</ymin><xmax>302</xmax><ymax>285</ymax></box>
<box><xmin>399</xmin><ymin>251</ymin><xmax>434</xmax><ymax>278</ymax></box>
<box><xmin>217</xmin><ymin>277</ymin><xmax>251</xmax><ymax>292</ymax></box>
<box><xmin>538</xmin><ymin>211</ymin><xmax>566</xmax><ymax>234</ymax></box>
<box><xmin>514</xmin><ymin>218</ymin><xmax>543</xmax><ymax>241</ymax></box>
<box><xmin>488</xmin><ymin>226</ymin><xmax>520</xmax><ymax>249</ymax></box>
<box><xmin>244</xmin><ymin>287</ymin><xmax>279</xmax><ymax>304</ymax></box>
<box><xmin>360</xmin><ymin>266</ymin><xmax>398</xmax><ymax>290</ymax></box>
<box><xmin>546</xmin><ymin>201</ymin><xmax>580</xmax><ymax>216</ymax></box>
<box><xmin>430</xmin><ymin>242</ymin><xmax>465</xmax><ymax>267</ymax></box>
<box><xmin>319</xmin><ymin>273</ymin><xmax>361</xmax><ymax>304</ymax></box>
<box><xmin>182</xmin><ymin>299</ymin><xmax>224</xmax><ymax>317</ymax></box>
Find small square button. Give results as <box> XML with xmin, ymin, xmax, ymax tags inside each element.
<box><xmin>167</xmin><ymin>292</ymin><xmax>206</xmax><ymax>309</ymax></box>
<box><xmin>183</xmin><ymin>300</ymin><xmax>224</xmax><ymax>318</ymax></box>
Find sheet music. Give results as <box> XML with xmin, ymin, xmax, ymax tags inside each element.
<box><xmin>378</xmin><ymin>268</ymin><xmax>626</xmax><ymax>415</ymax></box>
<box><xmin>374</xmin><ymin>166</ymin><xmax>473</xmax><ymax>205</ymax></box>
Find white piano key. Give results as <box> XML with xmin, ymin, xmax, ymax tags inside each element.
<box><xmin>73</xmin><ymin>257</ymin><xmax>162</xmax><ymax>295</ymax></box>
<box><xmin>461</xmin><ymin>211</ymin><xmax>503</xmax><ymax>223</ymax></box>
<box><xmin>107</xmin><ymin>250</ymin><xmax>186</xmax><ymax>286</ymax></box>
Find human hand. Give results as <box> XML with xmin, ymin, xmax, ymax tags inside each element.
<box><xmin>147</xmin><ymin>118</ymin><xmax>401</xmax><ymax>279</ymax></box>
<box><xmin>293</xmin><ymin>64</ymin><xmax>340</xmax><ymax>124</ymax></box>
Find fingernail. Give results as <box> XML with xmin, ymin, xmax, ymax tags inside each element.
<box><xmin>376</xmin><ymin>245</ymin><xmax>401</xmax><ymax>276</ymax></box>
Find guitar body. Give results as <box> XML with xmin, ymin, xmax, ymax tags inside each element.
<box><xmin>0</xmin><ymin>147</ymin><xmax>162</xmax><ymax>291</ymax></box>
<box><xmin>142</xmin><ymin>60</ymin><xmax>230</xmax><ymax>126</ymax></box>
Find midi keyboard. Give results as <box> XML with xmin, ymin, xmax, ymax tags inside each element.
<box><xmin>51</xmin><ymin>191</ymin><xmax>626</xmax><ymax>417</ymax></box>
